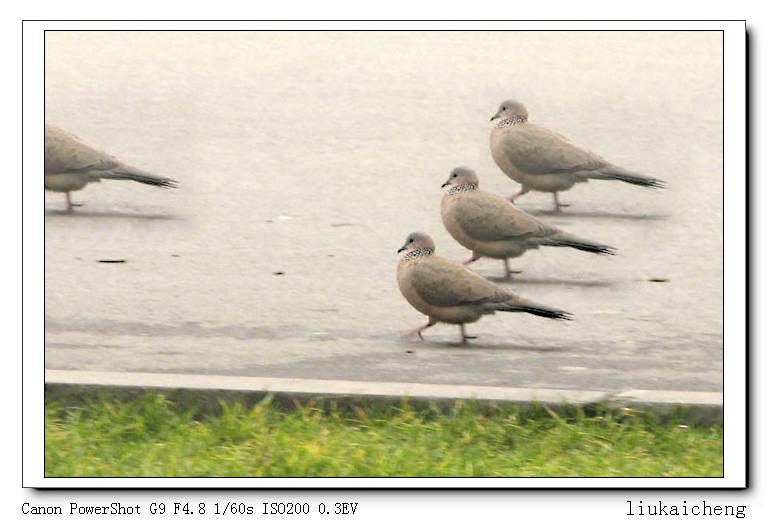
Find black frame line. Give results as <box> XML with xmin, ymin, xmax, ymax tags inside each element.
<box><xmin>24</xmin><ymin>19</ymin><xmax>748</xmax><ymax>21</ymax></box>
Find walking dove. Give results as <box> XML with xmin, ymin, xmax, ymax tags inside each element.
<box><xmin>396</xmin><ymin>231</ymin><xmax>571</xmax><ymax>344</ymax></box>
<box><xmin>489</xmin><ymin>100</ymin><xmax>664</xmax><ymax>211</ymax></box>
<box><xmin>441</xmin><ymin>167</ymin><xmax>614</xmax><ymax>277</ymax></box>
<box><xmin>45</xmin><ymin>125</ymin><xmax>177</xmax><ymax>211</ymax></box>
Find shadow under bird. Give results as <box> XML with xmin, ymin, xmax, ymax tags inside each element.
<box><xmin>396</xmin><ymin>231</ymin><xmax>571</xmax><ymax>344</ymax></box>
<box><xmin>441</xmin><ymin>167</ymin><xmax>615</xmax><ymax>277</ymax></box>
<box><xmin>489</xmin><ymin>100</ymin><xmax>665</xmax><ymax>212</ymax></box>
<box><xmin>44</xmin><ymin>125</ymin><xmax>177</xmax><ymax>211</ymax></box>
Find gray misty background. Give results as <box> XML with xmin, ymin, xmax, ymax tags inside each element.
<box><xmin>44</xmin><ymin>31</ymin><xmax>723</xmax><ymax>392</ymax></box>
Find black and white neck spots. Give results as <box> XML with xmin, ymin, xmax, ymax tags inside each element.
<box><xmin>402</xmin><ymin>247</ymin><xmax>434</xmax><ymax>261</ymax></box>
<box><xmin>494</xmin><ymin>115</ymin><xmax>527</xmax><ymax>129</ymax></box>
<box><xmin>446</xmin><ymin>183</ymin><xmax>478</xmax><ymax>196</ymax></box>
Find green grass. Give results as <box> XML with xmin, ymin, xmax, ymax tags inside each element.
<box><xmin>45</xmin><ymin>392</ymin><xmax>723</xmax><ymax>477</ymax></box>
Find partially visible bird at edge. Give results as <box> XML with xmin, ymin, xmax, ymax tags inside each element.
<box><xmin>45</xmin><ymin>124</ymin><xmax>177</xmax><ymax>211</ymax></box>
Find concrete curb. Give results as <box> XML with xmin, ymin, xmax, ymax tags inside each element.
<box><xmin>44</xmin><ymin>369</ymin><xmax>723</xmax><ymax>424</ymax></box>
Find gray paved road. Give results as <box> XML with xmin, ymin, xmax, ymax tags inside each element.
<box><xmin>44</xmin><ymin>31</ymin><xmax>723</xmax><ymax>393</ymax></box>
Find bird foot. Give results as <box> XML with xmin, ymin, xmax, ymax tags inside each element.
<box><xmin>403</xmin><ymin>327</ymin><xmax>426</xmax><ymax>341</ymax></box>
<box><xmin>503</xmin><ymin>259</ymin><xmax>522</xmax><ymax>277</ymax></box>
<box><xmin>459</xmin><ymin>327</ymin><xmax>478</xmax><ymax>344</ymax></box>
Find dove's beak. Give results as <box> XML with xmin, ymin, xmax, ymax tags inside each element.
<box><xmin>397</xmin><ymin>244</ymin><xmax>408</xmax><ymax>254</ymax></box>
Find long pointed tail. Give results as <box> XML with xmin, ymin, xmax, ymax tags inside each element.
<box><xmin>587</xmin><ymin>166</ymin><xmax>665</xmax><ymax>188</ymax></box>
<box><xmin>92</xmin><ymin>164</ymin><xmax>178</xmax><ymax>188</ymax></box>
<box><xmin>489</xmin><ymin>299</ymin><xmax>572</xmax><ymax>320</ymax></box>
<box><xmin>531</xmin><ymin>232</ymin><xmax>615</xmax><ymax>255</ymax></box>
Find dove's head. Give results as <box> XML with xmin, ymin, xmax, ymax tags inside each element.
<box><xmin>491</xmin><ymin>100</ymin><xmax>528</xmax><ymax>122</ymax></box>
<box><xmin>442</xmin><ymin>166</ymin><xmax>479</xmax><ymax>189</ymax></box>
<box><xmin>397</xmin><ymin>231</ymin><xmax>435</xmax><ymax>256</ymax></box>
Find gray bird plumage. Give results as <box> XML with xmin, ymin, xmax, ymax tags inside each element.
<box><xmin>396</xmin><ymin>231</ymin><xmax>570</xmax><ymax>344</ymax></box>
<box><xmin>441</xmin><ymin>167</ymin><xmax>614</xmax><ymax>276</ymax></box>
<box><xmin>489</xmin><ymin>100</ymin><xmax>664</xmax><ymax>211</ymax></box>
<box><xmin>45</xmin><ymin>125</ymin><xmax>177</xmax><ymax>210</ymax></box>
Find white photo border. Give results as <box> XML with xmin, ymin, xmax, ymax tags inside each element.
<box><xmin>24</xmin><ymin>19</ymin><xmax>745</xmax><ymax>489</ymax></box>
